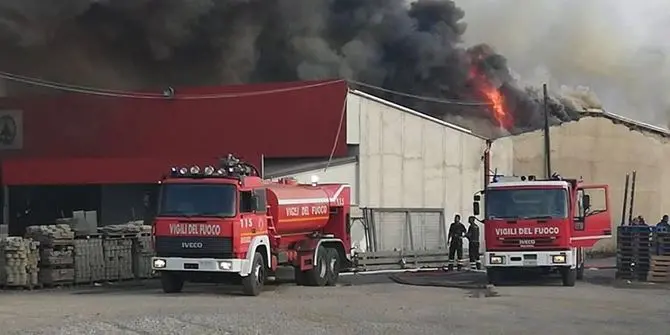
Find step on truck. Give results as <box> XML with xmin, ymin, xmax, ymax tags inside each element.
<box><xmin>473</xmin><ymin>174</ymin><xmax>612</xmax><ymax>286</ymax></box>
<box><xmin>151</xmin><ymin>154</ymin><xmax>352</xmax><ymax>296</ymax></box>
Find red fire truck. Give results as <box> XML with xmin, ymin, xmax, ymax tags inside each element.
<box><xmin>473</xmin><ymin>174</ymin><xmax>612</xmax><ymax>286</ymax></box>
<box><xmin>151</xmin><ymin>154</ymin><xmax>352</xmax><ymax>296</ymax></box>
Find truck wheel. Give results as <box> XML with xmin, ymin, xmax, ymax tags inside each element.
<box><xmin>325</xmin><ymin>248</ymin><xmax>340</xmax><ymax>286</ymax></box>
<box><xmin>305</xmin><ymin>246</ymin><xmax>328</xmax><ymax>287</ymax></box>
<box><xmin>576</xmin><ymin>262</ymin><xmax>585</xmax><ymax>280</ymax></box>
<box><xmin>242</xmin><ymin>252</ymin><xmax>266</xmax><ymax>296</ymax></box>
<box><xmin>486</xmin><ymin>268</ymin><xmax>502</xmax><ymax>285</ymax></box>
<box><xmin>561</xmin><ymin>267</ymin><xmax>577</xmax><ymax>287</ymax></box>
<box><xmin>160</xmin><ymin>272</ymin><xmax>184</xmax><ymax>293</ymax></box>
<box><xmin>294</xmin><ymin>266</ymin><xmax>307</xmax><ymax>286</ymax></box>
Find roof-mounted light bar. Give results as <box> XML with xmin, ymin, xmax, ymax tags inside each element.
<box><xmin>168</xmin><ymin>154</ymin><xmax>261</xmax><ymax>179</ymax></box>
<box><xmin>170</xmin><ymin>165</ymin><xmax>225</xmax><ymax>178</ymax></box>
<box><xmin>491</xmin><ymin>175</ymin><xmax>538</xmax><ymax>183</ymax></box>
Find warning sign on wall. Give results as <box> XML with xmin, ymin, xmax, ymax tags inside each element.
<box><xmin>0</xmin><ymin>110</ymin><xmax>23</xmax><ymax>150</ymax></box>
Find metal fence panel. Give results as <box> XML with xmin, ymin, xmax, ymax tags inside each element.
<box><xmin>363</xmin><ymin>208</ymin><xmax>446</xmax><ymax>252</ymax></box>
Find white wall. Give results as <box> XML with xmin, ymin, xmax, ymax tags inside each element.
<box><xmin>490</xmin><ymin>136</ymin><xmax>514</xmax><ymax>176</ymax></box>
<box><xmin>348</xmin><ymin>90</ymin><xmax>488</xmax><ymax>220</ymax></box>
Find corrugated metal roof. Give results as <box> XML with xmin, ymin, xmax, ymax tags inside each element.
<box><xmin>580</xmin><ymin>109</ymin><xmax>670</xmax><ymax>137</ymax></box>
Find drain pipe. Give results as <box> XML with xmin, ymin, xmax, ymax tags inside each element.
<box><xmin>483</xmin><ymin>140</ymin><xmax>492</xmax><ymax>188</ymax></box>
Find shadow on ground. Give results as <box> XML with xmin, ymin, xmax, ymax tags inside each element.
<box><xmin>65</xmin><ymin>269</ymin><xmax>394</xmax><ymax>296</ymax></box>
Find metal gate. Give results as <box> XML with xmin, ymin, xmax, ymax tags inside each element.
<box><xmin>353</xmin><ymin>208</ymin><xmax>450</xmax><ymax>271</ymax></box>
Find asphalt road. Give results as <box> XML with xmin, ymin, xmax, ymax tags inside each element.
<box><xmin>0</xmin><ymin>269</ymin><xmax>667</xmax><ymax>335</ymax></box>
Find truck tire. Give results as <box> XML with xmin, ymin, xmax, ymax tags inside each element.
<box><xmin>576</xmin><ymin>262</ymin><xmax>585</xmax><ymax>280</ymax></box>
<box><xmin>325</xmin><ymin>248</ymin><xmax>340</xmax><ymax>286</ymax></box>
<box><xmin>561</xmin><ymin>267</ymin><xmax>577</xmax><ymax>287</ymax></box>
<box><xmin>294</xmin><ymin>266</ymin><xmax>307</xmax><ymax>286</ymax></box>
<box><xmin>160</xmin><ymin>272</ymin><xmax>184</xmax><ymax>293</ymax></box>
<box><xmin>305</xmin><ymin>246</ymin><xmax>328</xmax><ymax>287</ymax></box>
<box><xmin>486</xmin><ymin>268</ymin><xmax>502</xmax><ymax>285</ymax></box>
<box><xmin>242</xmin><ymin>252</ymin><xmax>266</xmax><ymax>296</ymax></box>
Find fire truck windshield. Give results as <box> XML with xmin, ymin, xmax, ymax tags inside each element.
<box><xmin>158</xmin><ymin>183</ymin><xmax>236</xmax><ymax>217</ymax></box>
<box><xmin>485</xmin><ymin>188</ymin><xmax>568</xmax><ymax>219</ymax></box>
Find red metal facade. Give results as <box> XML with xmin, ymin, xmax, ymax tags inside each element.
<box><xmin>0</xmin><ymin>80</ymin><xmax>349</xmax><ymax>185</ymax></box>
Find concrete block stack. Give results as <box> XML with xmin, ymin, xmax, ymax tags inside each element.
<box><xmin>133</xmin><ymin>234</ymin><xmax>155</xmax><ymax>279</ymax></box>
<box><xmin>25</xmin><ymin>224</ymin><xmax>75</xmax><ymax>242</ymax></box>
<box><xmin>74</xmin><ymin>237</ymin><xmax>105</xmax><ymax>284</ymax></box>
<box><xmin>98</xmin><ymin>221</ymin><xmax>152</xmax><ymax>236</ymax></box>
<box><xmin>102</xmin><ymin>238</ymin><xmax>133</xmax><ymax>281</ymax></box>
<box><xmin>0</xmin><ymin>237</ymin><xmax>40</xmax><ymax>288</ymax></box>
<box><xmin>26</xmin><ymin>225</ymin><xmax>76</xmax><ymax>286</ymax></box>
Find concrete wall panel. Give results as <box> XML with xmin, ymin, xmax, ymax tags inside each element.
<box><xmin>490</xmin><ymin>136</ymin><xmax>514</xmax><ymax>176</ymax></box>
<box><xmin>351</xmin><ymin>91</ymin><xmax>487</xmax><ymax>219</ymax></box>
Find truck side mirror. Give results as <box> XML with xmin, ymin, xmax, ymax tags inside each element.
<box><xmin>473</xmin><ymin>202</ymin><xmax>480</xmax><ymax>216</ymax></box>
<box><xmin>582</xmin><ymin>194</ymin><xmax>591</xmax><ymax>211</ymax></box>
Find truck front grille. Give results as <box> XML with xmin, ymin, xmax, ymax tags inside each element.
<box><xmin>154</xmin><ymin>236</ymin><xmax>233</xmax><ymax>258</ymax></box>
<box><xmin>499</xmin><ymin>237</ymin><xmax>560</xmax><ymax>248</ymax></box>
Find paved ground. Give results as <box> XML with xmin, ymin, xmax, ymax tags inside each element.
<box><xmin>0</xmin><ymin>268</ymin><xmax>667</xmax><ymax>335</ymax></box>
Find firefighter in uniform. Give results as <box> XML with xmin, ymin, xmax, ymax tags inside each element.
<box><xmin>466</xmin><ymin>216</ymin><xmax>481</xmax><ymax>270</ymax></box>
<box><xmin>447</xmin><ymin>214</ymin><xmax>467</xmax><ymax>271</ymax></box>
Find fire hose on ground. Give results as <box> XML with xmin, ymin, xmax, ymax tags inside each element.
<box><xmin>388</xmin><ymin>269</ymin><xmax>491</xmax><ymax>290</ymax></box>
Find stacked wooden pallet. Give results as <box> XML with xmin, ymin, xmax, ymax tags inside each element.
<box><xmin>646</xmin><ymin>255</ymin><xmax>670</xmax><ymax>283</ymax></box>
<box><xmin>616</xmin><ymin>226</ymin><xmax>655</xmax><ymax>281</ymax></box>
<box><xmin>26</xmin><ymin>225</ymin><xmax>76</xmax><ymax>287</ymax></box>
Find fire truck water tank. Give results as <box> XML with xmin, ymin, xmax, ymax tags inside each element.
<box><xmin>265</xmin><ymin>185</ymin><xmax>332</xmax><ymax>235</ymax></box>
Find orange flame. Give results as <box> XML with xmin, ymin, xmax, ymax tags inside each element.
<box><xmin>469</xmin><ymin>68</ymin><xmax>513</xmax><ymax>129</ymax></box>
<box><xmin>480</xmin><ymin>82</ymin><xmax>510</xmax><ymax>129</ymax></box>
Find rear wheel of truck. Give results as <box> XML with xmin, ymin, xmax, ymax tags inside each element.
<box><xmin>576</xmin><ymin>262</ymin><xmax>585</xmax><ymax>280</ymax></box>
<box><xmin>242</xmin><ymin>252</ymin><xmax>266</xmax><ymax>296</ymax></box>
<box><xmin>294</xmin><ymin>266</ymin><xmax>307</xmax><ymax>286</ymax></box>
<box><xmin>325</xmin><ymin>248</ymin><xmax>340</xmax><ymax>286</ymax></box>
<box><xmin>305</xmin><ymin>246</ymin><xmax>328</xmax><ymax>287</ymax></box>
<box><xmin>561</xmin><ymin>267</ymin><xmax>577</xmax><ymax>287</ymax></box>
<box><xmin>160</xmin><ymin>272</ymin><xmax>184</xmax><ymax>293</ymax></box>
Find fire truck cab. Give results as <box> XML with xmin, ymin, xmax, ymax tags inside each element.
<box><xmin>473</xmin><ymin>174</ymin><xmax>612</xmax><ymax>286</ymax></box>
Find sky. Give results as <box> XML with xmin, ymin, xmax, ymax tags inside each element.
<box><xmin>453</xmin><ymin>0</ymin><xmax>670</xmax><ymax>127</ymax></box>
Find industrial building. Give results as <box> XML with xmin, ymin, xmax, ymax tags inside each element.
<box><xmin>0</xmin><ymin>80</ymin><xmax>491</xmax><ymax>254</ymax></box>
<box><xmin>266</xmin><ymin>90</ymin><xmax>491</xmax><ymax>251</ymax></box>
<box><xmin>491</xmin><ymin>109</ymin><xmax>670</xmax><ymax>251</ymax></box>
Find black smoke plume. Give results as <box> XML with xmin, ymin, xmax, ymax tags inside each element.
<box><xmin>0</xmin><ymin>0</ymin><xmax>580</xmax><ymax>137</ymax></box>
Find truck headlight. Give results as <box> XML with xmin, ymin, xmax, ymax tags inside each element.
<box><xmin>490</xmin><ymin>256</ymin><xmax>504</xmax><ymax>264</ymax></box>
<box><xmin>153</xmin><ymin>258</ymin><xmax>167</xmax><ymax>268</ymax></box>
<box><xmin>219</xmin><ymin>261</ymin><xmax>232</xmax><ymax>270</ymax></box>
<box><xmin>552</xmin><ymin>255</ymin><xmax>566</xmax><ymax>264</ymax></box>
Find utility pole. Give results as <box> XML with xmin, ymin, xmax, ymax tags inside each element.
<box><xmin>543</xmin><ymin>84</ymin><xmax>552</xmax><ymax>179</ymax></box>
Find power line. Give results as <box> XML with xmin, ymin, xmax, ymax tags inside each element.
<box><xmin>348</xmin><ymin>80</ymin><xmax>492</xmax><ymax>106</ymax></box>
<box><xmin>0</xmin><ymin>71</ymin><xmax>345</xmax><ymax>99</ymax></box>
<box><xmin>0</xmin><ymin>70</ymin><xmax>493</xmax><ymax>106</ymax></box>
